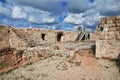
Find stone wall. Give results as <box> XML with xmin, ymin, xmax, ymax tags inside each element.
<box><xmin>9</xmin><ymin>28</ymin><xmax>79</xmax><ymax>48</ymax></box>
<box><xmin>96</xmin><ymin>40</ymin><xmax>120</xmax><ymax>59</ymax></box>
<box><xmin>95</xmin><ymin>16</ymin><xmax>120</xmax><ymax>59</ymax></box>
<box><xmin>0</xmin><ymin>25</ymin><xmax>80</xmax><ymax>73</ymax></box>
<box><xmin>0</xmin><ymin>26</ymin><xmax>10</xmax><ymax>49</ymax></box>
<box><xmin>0</xmin><ymin>25</ymin><xmax>79</xmax><ymax>49</ymax></box>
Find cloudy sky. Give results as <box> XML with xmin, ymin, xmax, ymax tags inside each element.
<box><xmin>0</xmin><ymin>0</ymin><xmax>120</xmax><ymax>31</ymax></box>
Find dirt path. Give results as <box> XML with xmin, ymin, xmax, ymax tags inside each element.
<box><xmin>0</xmin><ymin>53</ymin><xmax>119</xmax><ymax>80</ymax></box>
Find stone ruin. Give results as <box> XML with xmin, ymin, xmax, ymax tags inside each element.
<box><xmin>0</xmin><ymin>25</ymin><xmax>91</xmax><ymax>73</ymax></box>
<box><xmin>94</xmin><ymin>16</ymin><xmax>120</xmax><ymax>59</ymax></box>
<box><xmin>0</xmin><ymin>15</ymin><xmax>120</xmax><ymax>73</ymax></box>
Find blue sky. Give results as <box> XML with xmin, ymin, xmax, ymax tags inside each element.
<box><xmin>0</xmin><ymin>0</ymin><xmax>120</xmax><ymax>31</ymax></box>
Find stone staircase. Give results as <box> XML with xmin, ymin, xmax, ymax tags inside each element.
<box><xmin>11</xmin><ymin>29</ymin><xmax>37</xmax><ymax>47</ymax></box>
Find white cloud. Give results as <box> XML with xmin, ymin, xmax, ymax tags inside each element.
<box><xmin>83</xmin><ymin>10</ymin><xmax>102</xmax><ymax>26</ymax></box>
<box><xmin>24</xmin><ymin>6</ymin><xmax>56</xmax><ymax>24</ymax></box>
<box><xmin>8</xmin><ymin>0</ymin><xmax>89</xmax><ymax>13</ymax></box>
<box><xmin>64</xmin><ymin>9</ymin><xmax>102</xmax><ymax>28</ymax></box>
<box><xmin>2</xmin><ymin>0</ymin><xmax>120</xmax><ymax>31</ymax></box>
<box><xmin>11</xmin><ymin>6</ymin><xmax>27</xmax><ymax>19</ymax></box>
<box><xmin>68</xmin><ymin>0</ymin><xmax>89</xmax><ymax>13</ymax></box>
<box><xmin>64</xmin><ymin>13</ymin><xmax>84</xmax><ymax>24</ymax></box>
<box><xmin>93</xmin><ymin>0</ymin><xmax>120</xmax><ymax>15</ymax></box>
<box><xmin>28</xmin><ymin>14</ymin><xmax>55</xmax><ymax>24</ymax></box>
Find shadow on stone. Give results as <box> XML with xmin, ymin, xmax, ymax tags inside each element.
<box><xmin>0</xmin><ymin>48</ymin><xmax>15</xmax><ymax>56</ymax></box>
<box><xmin>111</xmin><ymin>54</ymin><xmax>120</xmax><ymax>73</ymax></box>
<box><xmin>116</xmin><ymin>54</ymin><xmax>120</xmax><ymax>72</ymax></box>
<box><xmin>90</xmin><ymin>45</ymin><xmax>96</xmax><ymax>55</ymax></box>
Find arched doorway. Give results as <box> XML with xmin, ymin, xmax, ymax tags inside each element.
<box><xmin>41</xmin><ymin>34</ymin><xmax>46</xmax><ymax>40</ymax></box>
<box><xmin>57</xmin><ymin>32</ymin><xmax>64</xmax><ymax>42</ymax></box>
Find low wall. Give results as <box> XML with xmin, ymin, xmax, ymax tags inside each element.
<box><xmin>0</xmin><ymin>47</ymin><xmax>75</xmax><ymax>74</ymax></box>
<box><xmin>0</xmin><ymin>48</ymin><xmax>53</xmax><ymax>74</ymax></box>
<box><xmin>96</xmin><ymin>40</ymin><xmax>120</xmax><ymax>59</ymax></box>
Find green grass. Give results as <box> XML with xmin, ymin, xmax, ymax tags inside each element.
<box><xmin>110</xmin><ymin>59</ymin><xmax>120</xmax><ymax>69</ymax></box>
<box><xmin>0</xmin><ymin>63</ymin><xmax>9</xmax><ymax>69</ymax></box>
<box><xmin>110</xmin><ymin>59</ymin><xmax>119</xmax><ymax>62</ymax></box>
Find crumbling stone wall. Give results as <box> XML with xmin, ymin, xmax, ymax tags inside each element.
<box><xmin>9</xmin><ymin>28</ymin><xmax>79</xmax><ymax>48</ymax></box>
<box><xmin>95</xmin><ymin>16</ymin><xmax>120</xmax><ymax>59</ymax></box>
<box><xmin>0</xmin><ymin>25</ymin><xmax>80</xmax><ymax>73</ymax></box>
<box><xmin>0</xmin><ymin>26</ymin><xmax>10</xmax><ymax>49</ymax></box>
<box><xmin>0</xmin><ymin>47</ymin><xmax>53</xmax><ymax>74</ymax></box>
<box><xmin>0</xmin><ymin>25</ymin><xmax>80</xmax><ymax>49</ymax></box>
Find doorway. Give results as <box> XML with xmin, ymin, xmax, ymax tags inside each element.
<box><xmin>41</xmin><ymin>34</ymin><xmax>46</xmax><ymax>40</ymax></box>
<box><xmin>57</xmin><ymin>32</ymin><xmax>63</xmax><ymax>42</ymax></box>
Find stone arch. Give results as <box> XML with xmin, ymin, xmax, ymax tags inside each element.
<box><xmin>41</xmin><ymin>34</ymin><xmax>46</xmax><ymax>40</ymax></box>
<box><xmin>57</xmin><ymin>32</ymin><xmax>64</xmax><ymax>42</ymax></box>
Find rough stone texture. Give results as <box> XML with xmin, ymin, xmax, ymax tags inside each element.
<box><xmin>0</xmin><ymin>48</ymin><xmax>52</xmax><ymax>74</ymax></box>
<box><xmin>0</xmin><ymin>41</ymin><xmax>94</xmax><ymax>74</ymax></box>
<box><xmin>9</xmin><ymin>28</ymin><xmax>79</xmax><ymax>48</ymax></box>
<box><xmin>0</xmin><ymin>25</ymin><xmax>80</xmax><ymax>49</ymax></box>
<box><xmin>95</xmin><ymin>16</ymin><xmax>120</xmax><ymax>40</ymax></box>
<box><xmin>0</xmin><ymin>26</ymin><xmax>10</xmax><ymax>49</ymax></box>
<box><xmin>0</xmin><ymin>24</ymin><xmax>94</xmax><ymax>74</ymax></box>
<box><xmin>95</xmin><ymin>16</ymin><xmax>120</xmax><ymax>59</ymax></box>
<box><xmin>96</xmin><ymin>40</ymin><xmax>120</xmax><ymax>59</ymax></box>
<box><xmin>0</xmin><ymin>15</ymin><xmax>120</xmax><ymax>74</ymax></box>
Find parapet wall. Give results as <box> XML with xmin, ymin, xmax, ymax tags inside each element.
<box><xmin>95</xmin><ymin>16</ymin><xmax>120</xmax><ymax>59</ymax></box>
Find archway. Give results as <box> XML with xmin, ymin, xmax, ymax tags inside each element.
<box><xmin>41</xmin><ymin>34</ymin><xmax>46</xmax><ymax>40</ymax></box>
<box><xmin>57</xmin><ymin>32</ymin><xmax>64</xmax><ymax>42</ymax></box>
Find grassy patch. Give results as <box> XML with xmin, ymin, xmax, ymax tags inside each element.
<box><xmin>111</xmin><ymin>59</ymin><xmax>120</xmax><ymax>72</ymax></box>
<box><xmin>110</xmin><ymin>59</ymin><xmax>119</xmax><ymax>62</ymax></box>
<box><xmin>0</xmin><ymin>63</ymin><xmax>9</xmax><ymax>69</ymax></box>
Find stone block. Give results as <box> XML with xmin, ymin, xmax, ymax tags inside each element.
<box><xmin>96</xmin><ymin>40</ymin><xmax>120</xmax><ymax>59</ymax></box>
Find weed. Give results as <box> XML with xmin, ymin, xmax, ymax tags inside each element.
<box><xmin>0</xmin><ymin>63</ymin><xmax>9</xmax><ymax>69</ymax></box>
<box><xmin>110</xmin><ymin>59</ymin><xmax>120</xmax><ymax>72</ymax></box>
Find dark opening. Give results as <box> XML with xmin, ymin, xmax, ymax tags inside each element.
<box><xmin>100</xmin><ymin>27</ymin><xmax>104</xmax><ymax>31</ymax></box>
<box><xmin>8</xmin><ymin>30</ymin><xmax>10</xmax><ymax>33</ymax></box>
<box><xmin>88</xmin><ymin>34</ymin><xmax>90</xmax><ymax>40</ymax></box>
<box><xmin>57</xmin><ymin>32</ymin><xmax>63</xmax><ymax>42</ymax></box>
<box><xmin>41</xmin><ymin>34</ymin><xmax>46</xmax><ymax>40</ymax></box>
<box><xmin>91</xmin><ymin>45</ymin><xmax>96</xmax><ymax>55</ymax></box>
<box><xmin>81</xmin><ymin>35</ymin><xmax>85</xmax><ymax>40</ymax></box>
<box><xmin>110</xmin><ymin>54</ymin><xmax>120</xmax><ymax>73</ymax></box>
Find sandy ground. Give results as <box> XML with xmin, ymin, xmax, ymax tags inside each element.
<box><xmin>0</xmin><ymin>54</ymin><xmax>120</xmax><ymax>80</ymax></box>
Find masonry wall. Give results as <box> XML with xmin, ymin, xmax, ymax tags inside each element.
<box><xmin>95</xmin><ymin>16</ymin><xmax>120</xmax><ymax>59</ymax></box>
<box><xmin>96</xmin><ymin>40</ymin><xmax>120</xmax><ymax>59</ymax></box>
<box><xmin>9</xmin><ymin>27</ymin><xmax>79</xmax><ymax>48</ymax></box>
<box><xmin>0</xmin><ymin>26</ymin><xmax>10</xmax><ymax>49</ymax></box>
